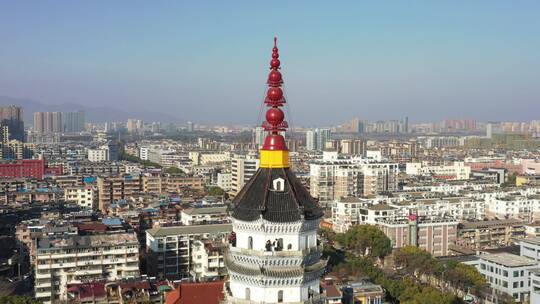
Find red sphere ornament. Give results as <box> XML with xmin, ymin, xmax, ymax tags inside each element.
<box><xmin>267</xmin><ymin>70</ymin><xmax>282</xmax><ymax>83</ymax></box>
<box><xmin>270</xmin><ymin>58</ymin><xmax>280</xmax><ymax>68</ymax></box>
<box><xmin>266</xmin><ymin>108</ymin><xmax>284</xmax><ymax>125</ymax></box>
<box><xmin>267</xmin><ymin>87</ymin><xmax>283</xmax><ymax>101</ymax></box>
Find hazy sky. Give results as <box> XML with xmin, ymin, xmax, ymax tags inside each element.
<box><xmin>0</xmin><ymin>1</ymin><xmax>539</xmax><ymax>126</ymax></box>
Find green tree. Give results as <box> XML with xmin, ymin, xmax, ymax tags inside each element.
<box><xmin>394</xmin><ymin>246</ymin><xmax>441</xmax><ymax>277</ymax></box>
<box><xmin>0</xmin><ymin>296</ymin><xmax>42</xmax><ymax>304</ymax></box>
<box><xmin>164</xmin><ymin>167</ymin><xmax>184</xmax><ymax>174</ymax></box>
<box><xmin>444</xmin><ymin>261</ymin><xmax>486</xmax><ymax>294</ymax></box>
<box><xmin>337</xmin><ymin>225</ymin><xmax>392</xmax><ymax>260</ymax></box>
<box><xmin>206</xmin><ymin>186</ymin><xmax>227</xmax><ymax>199</ymax></box>
<box><xmin>501</xmin><ymin>172</ymin><xmax>517</xmax><ymax>187</ymax></box>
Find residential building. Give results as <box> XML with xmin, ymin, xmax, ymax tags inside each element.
<box><xmin>520</xmin><ymin>238</ymin><xmax>540</xmax><ymax>262</ymax></box>
<box><xmin>87</xmin><ymin>148</ymin><xmax>108</xmax><ymax>162</ymax></box>
<box><xmin>342</xmin><ymin>281</ymin><xmax>385</xmax><ymax>304</ymax></box>
<box><xmin>34</xmin><ymin>232</ymin><xmax>139</xmax><ymax>304</ymax></box>
<box><xmin>340</xmin><ymin>139</ymin><xmax>366</xmax><ymax>156</ymax></box>
<box><xmin>180</xmin><ymin>206</ymin><xmax>229</xmax><ymax>225</ymax></box>
<box><xmin>230</xmin><ymin>153</ymin><xmax>259</xmax><ymax>196</ymax></box>
<box><xmin>145</xmin><ymin>224</ymin><xmax>232</xmax><ymax>280</ymax></box>
<box><xmin>97</xmin><ymin>175</ymin><xmax>143</xmax><ymax>212</ymax></box>
<box><xmin>217</xmin><ymin>172</ymin><xmax>232</xmax><ymax>191</ymax></box>
<box><xmin>405</xmin><ymin>161</ymin><xmax>471</xmax><ymax>180</ymax></box>
<box><xmin>0</xmin><ymin>159</ymin><xmax>44</xmax><ymax>179</ymax></box>
<box><xmin>531</xmin><ymin>269</ymin><xmax>540</xmax><ymax>304</ymax></box>
<box><xmin>457</xmin><ymin>219</ymin><xmax>526</xmax><ymax>250</ymax></box>
<box><xmin>62</xmin><ymin>111</ymin><xmax>85</xmax><ymax>133</ymax></box>
<box><xmin>64</xmin><ymin>186</ymin><xmax>95</xmax><ymax>210</ymax></box>
<box><xmin>331</xmin><ymin>198</ymin><xmax>397</xmax><ymax>233</ymax></box>
<box><xmin>0</xmin><ymin>105</ymin><xmax>24</xmax><ymax>141</ymax></box>
<box><xmin>310</xmin><ymin>155</ymin><xmax>398</xmax><ymax>203</ymax></box>
<box><xmin>476</xmin><ymin>253</ymin><xmax>537</xmax><ymax>302</ymax></box>
<box><xmin>306</xmin><ymin>130</ymin><xmax>317</xmax><ymax>151</ymax></box>
<box><xmin>190</xmin><ymin>240</ymin><xmax>226</xmax><ymax>280</ymax></box>
<box><xmin>377</xmin><ymin>215</ymin><xmax>458</xmax><ymax>257</ymax></box>
<box><xmin>34</xmin><ymin>112</ymin><xmax>63</xmax><ymax>134</ymax></box>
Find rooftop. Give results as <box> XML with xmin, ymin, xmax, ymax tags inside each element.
<box><xmin>182</xmin><ymin>206</ymin><xmax>227</xmax><ymax>215</ymax></box>
<box><xmin>520</xmin><ymin>237</ymin><xmax>540</xmax><ymax>246</ymax></box>
<box><xmin>366</xmin><ymin>204</ymin><xmax>396</xmax><ymax>211</ymax></box>
<box><xmin>146</xmin><ymin>223</ymin><xmax>232</xmax><ymax>237</ymax></box>
<box><xmin>480</xmin><ymin>253</ymin><xmax>537</xmax><ymax>268</ymax></box>
<box><xmin>37</xmin><ymin>232</ymin><xmax>138</xmax><ymax>251</ymax></box>
<box><xmin>461</xmin><ymin>219</ymin><xmax>525</xmax><ymax>229</ymax></box>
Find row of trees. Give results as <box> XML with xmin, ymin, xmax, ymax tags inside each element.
<box><xmin>341</xmin><ymin>256</ymin><xmax>463</xmax><ymax>304</ymax></box>
<box><xmin>394</xmin><ymin>246</ymin><xmax>486</xmax><ymax>294</ymax></box>
<box><xmin>323</xmin><ymin>225</ymin><xmax>490</xmax><ymax>304</ymax></box>
<box><xmin>119</xmin><ymin>152</ymin><xmax>162</xmax><ymax>168</ymax></box>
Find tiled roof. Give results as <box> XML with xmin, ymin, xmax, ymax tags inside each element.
<box><xmin>231</xmin><ymin>168</ymin><xmax>323</xmax><ymax>222</ymax></box>
<box><xmin>165</xmin><ymin>281</ymin><xmax>224</xmax><ymax>304</ymax></box>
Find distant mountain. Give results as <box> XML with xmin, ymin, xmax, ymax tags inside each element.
<box><xmin>0</xmin><ymin>95</ymin><xmax>180</xmax><ymax>123</ymax></box>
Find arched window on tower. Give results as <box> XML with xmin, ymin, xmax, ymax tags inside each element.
<box><xmin>245</xmin><ymin>288</ymin><xmax>251</xmax><ymax>300</ymax></box>
<box><xmin>273</xmin><ymin>178</ymin><xmax>285</xmax><ymax>191</ymax></box>
<box><xmin>248</xmin><ymin>236</ymin><xmax>253</xmax><ymax>250</ymax></box>
<box><xmin>278</xmin><ymin>290</ymin><xmax>283</xmax><ymax>303</ymax></box>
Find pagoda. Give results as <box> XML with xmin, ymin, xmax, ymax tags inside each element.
<box><xmin>224</xmin><ymin>38</ymin><xmax>325</xmax><ymax>303</ymax></box>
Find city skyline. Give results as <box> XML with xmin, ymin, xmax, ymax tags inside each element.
<box><xmin>1</xmin><ymin>2</ymin><xmax>539</xmax><ymax>125</ymax></box>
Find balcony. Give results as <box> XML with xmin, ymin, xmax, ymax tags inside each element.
<box><xmin>228</xmin><ymin>245</ymin><xmax>322</xmax><ymax>258</ymax></box>
<box><xmin>35</xmin><ymin>291</ymin><xmax>52</xmax><ymax>299</ymax></box>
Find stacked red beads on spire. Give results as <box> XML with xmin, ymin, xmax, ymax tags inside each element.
<box><xmin>262</xmin><ymin>37</ymin><xmax>288</xmax><ymax>151</ymax></box>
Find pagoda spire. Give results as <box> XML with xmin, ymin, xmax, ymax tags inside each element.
<box><xmin>260</xmin><ymin>37</ymin><xmax>289</xmax><ymax>168</ymax></box>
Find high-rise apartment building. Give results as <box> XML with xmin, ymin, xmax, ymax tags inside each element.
<box><xmin>253</xmin><ymin>126</ymin><xmax>265</xmax><ymax>148</ymax></box>
<box><xmin>187</xmin><ymin>121</ymin><xmax>194</xmax><ymax>132</ymax></box>
<box><xmin>316</xmin><ymin>128</ymin><xmax>331</xmax><ymax>150</ymax></box>
<box><xmin>305</xmin><ymin>128</ymin><xmax>332</xmax><ymax>151</ymax></box>
<box><xmin>0</xmin><ymin>105</ymin><xmax>24</xmax><ymax>141</ymax></box>
<box><xmin>34</xmin><ymin>112</ymin><xmax>62</xmax><ymax>134</ymax></box>
<box><xmin>306</xmin><ymin>129</ymin><xmax>317</xmax><ymax>151</ymax></box>
<box><xmin>230</xmin><ymin>152</ymin><xmax>259</xmax><ymax>196</ymax></box>
<box><xmin>62</xmin><ymin>111</ymin><xmax>85</xmax><ymax>133</ymax></box>
<box><xmin>340</xmin><ymin>139</ymin><xmax>366</xmax><ymax>155</ymax></box>
<box><xmin>127</xmin><ymin>118</ymin><xmax>144</xmax><ymax>134</ymax></box>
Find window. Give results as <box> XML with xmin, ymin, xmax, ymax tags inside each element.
<box><xmin>273</xmin><ymin>178</ymin><xmax>285</xmax><ymax>191</ymax></box>
<box><xmin>248</xmin><ymin>237</ymin><xmax>253</xmax><ymax>250</ymax></box>
<box><xmin>245</xmin><ymin>288</ymin><xmax>250</xmax><ymax>300</ymax></box>
<box><xmin>278</xmin><ymin>290</ymin><xmax>283</xmax><ymax>303</ymax></box>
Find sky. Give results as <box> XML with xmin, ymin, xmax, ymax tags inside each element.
<box><xmin>0</xmin><ymin>1</ymin><xmax>539</xmax><ymax>126</ymax></box>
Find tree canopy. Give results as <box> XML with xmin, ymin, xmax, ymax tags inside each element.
<box><xmin>0</xmin><ymin>296</ymin><xmax>42</xmax><ymax>304</ymax></box>
<box><xmin>336</xmin><ymin>225</ymin><xmax>392</xmax><ymax>259</ymax></box>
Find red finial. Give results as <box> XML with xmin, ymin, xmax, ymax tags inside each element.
<box><xmin>262</xmin><ymin>37</ymin><xmax>288</xmax><ymax>151</ymax></box>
